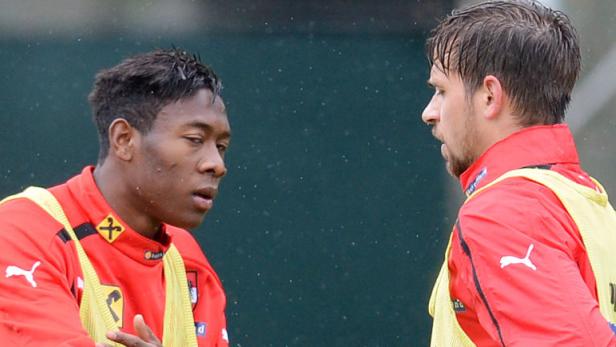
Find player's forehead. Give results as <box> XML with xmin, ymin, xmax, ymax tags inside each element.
<box><xmin>427</xmin><ymin>63</ymin><xmax>448</xmax><ymax>85</ymax></box>
<box><xmin>155</xmin><ymin>89</ymin><xmax>230</xmax><ymax>134</ymax></box>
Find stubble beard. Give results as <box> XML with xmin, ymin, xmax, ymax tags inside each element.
<box><xmin>447</xmin><ymin>111</ymin><xmax>477</xmax><ymax>178</ymax></box>
<box><xmin>448</xmin><ymin>149</ymin><xmax>475</xmax><ymax>178</ymax></box>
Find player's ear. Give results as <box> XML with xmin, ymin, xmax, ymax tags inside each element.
<box><xmin>480</xmin><ymin>75</ymin><xmax>505</xmax><ymax>120</ymax></box>
<box><xmin>108</xmin><ymin>118</ymin><xmax>137</xmax><ymax>161</ymax></box>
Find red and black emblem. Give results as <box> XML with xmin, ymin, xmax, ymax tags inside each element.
<box><xmin>186</xmin><ymin>270</ymin><xmax>198</xmax><ymax>310</ymax></box>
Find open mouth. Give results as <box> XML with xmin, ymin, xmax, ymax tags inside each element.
<box><xmin>194</xmin><ymin>188</ymin><xmax>216</xmax><ymax>200</ymax></box>
<box><xmin>192</xmin><ymin>187</ymin><xmax>218</xmax><ymax>211</ymax></box>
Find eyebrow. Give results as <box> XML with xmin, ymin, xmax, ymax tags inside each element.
<box><xmin>427</xmin><ymin>78</ymin><xmax>443</xmax><ymax>89</ymax></box>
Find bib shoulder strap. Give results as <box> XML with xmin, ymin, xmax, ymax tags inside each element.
<box><xmin>1</xmin><ymin>186</ymin><xmax>122</xmax><ymax>345</ymax></box>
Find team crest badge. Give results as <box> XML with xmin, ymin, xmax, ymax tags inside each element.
<box><xmin>186</xmin><ymin>270</ymin><xmax>198</xmax><ymax>309</ymax></box>
<box><xmin>101</xmin><ymin>284</ymin><xmax>124</xmax><ymax>327</ymax></box>
<box><xmin>96</xmin><ymin>214</ymin><xmax>125</xmax><ymax>243</ymax></box>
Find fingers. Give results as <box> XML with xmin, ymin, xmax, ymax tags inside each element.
<box><xmin>105</xmin><ymin>330</ymin><xmax>149</xmax><ymax>346</ymax></box>
<box><xmin>133</xmin><ymin>314</ymin><xmax>161</xmax><ymax>344</ymax></box>
<box><xmin>102</xmin><ymin>314</ymin><xmax>162</xmax><ymax>347</ymax></box>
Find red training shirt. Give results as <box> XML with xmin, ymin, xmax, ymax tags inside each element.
<box><xmin>0</xmin><ymin>166</ymin><xmax>229</xmax><ymax>346</ymax></box>
<box><xmin>448</xmin><ymin>124</ymin><xmax>616</xmax><ymax>346</ymax></box>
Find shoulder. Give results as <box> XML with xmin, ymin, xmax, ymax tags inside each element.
<box><xmin>465</xmin><ymin>176</ymin><xmax>560</xmax><ymax>214</ymax></box>
<box><xmin>166</xmin><ymin>226</ymin><xmax>216</xmax><ymax>268</ymax></box>
<box><xmin>167</xmin><ymin>226</ymin><xmax>204</xmax><ymax>256</ymax></box>
<box><xmin>458</xmin><ymin>175</ymin><xmax>581</xmax><ymax>254</ymax></box>
<box><xmin>166</xmin><ymin>226</ymin><xmax>224</xmax><ymax>288</ymax></box>
<box><xmin>463</xmin><ymin>176</ymin><xmax>568</xmax><ymax>227</ymax></box>
<box><xmin>0</xmin><ymin>194</ymin><xmax>78</xmax><ymax>281</ymax></box>
<box><xmin>0</xmin><ymin>196</ymin><xmax>66</xmax><ymax>244</ymax></box>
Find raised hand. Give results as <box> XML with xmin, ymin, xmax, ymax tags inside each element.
<box><xmin>95</xmin><ymin>314</ymin><xmax>162</xmax><ymax>347</ymax></box>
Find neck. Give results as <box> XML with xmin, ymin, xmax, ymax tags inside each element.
<box><xmin>473</xmin><ymin>112</ymin><xmax>524</xmax><ymax>163</ymax></box>
<box><xmin>93</xmin><ymin>159</ymin><xmax>161</xmax><ymax>239</ymax></box>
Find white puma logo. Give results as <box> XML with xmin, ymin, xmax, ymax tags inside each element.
<box><xmin>5</xmin><ymin>261</ymin><xmax>41</xmax><ymax>287</ymax></box>
<box><xmin>500</xmin><ymin>244</ymin><xmax>536</xmax><ymax>271</ymax></box>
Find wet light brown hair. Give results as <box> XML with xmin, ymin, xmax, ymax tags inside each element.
<box><xmin>426</xmin><ymin>0</ymin><xmax>581</xmax><ymax>125</ymax></box>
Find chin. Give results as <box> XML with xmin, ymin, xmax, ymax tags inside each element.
<box><xmin>446</xmin><ymin>168</ymin><xmax>456</xmax><ymax>178</ymax></box>
<box><xmin>168</xmin><ymin>213</ymin><xmax>207</xmax><ymax>230</ymax></box>
<box><xmin>445</xmin><ymin>162</ymin><xmax>456</xmax><ymax>177</ymax></box>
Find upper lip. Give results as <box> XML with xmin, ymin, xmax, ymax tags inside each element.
<box><xmin>431</xmin><ymin>128</ymin><xmax>443</xmax><ymax>143</ymax></box>
<box><xmin>193</xmin><ymin>186</ymin><xmax>218</xmax><ymax>200</ymax></box>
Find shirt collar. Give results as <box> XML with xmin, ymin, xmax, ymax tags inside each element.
<box><xmin>459</xmin><ymin>124</ymin><xmax>580</xmax><ymax>195</ymax></box>
<box><xmin>65</xmin><ymin>166</ymin><xmax>172</xmax><ymax>265</ymax></box>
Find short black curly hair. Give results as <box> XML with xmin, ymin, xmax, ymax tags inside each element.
<box><xmin>88</xmin><ymin>48</ymin><xmax>222</xmax><ymax>162</ymax></box>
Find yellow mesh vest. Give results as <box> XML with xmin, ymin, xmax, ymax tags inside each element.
<box><xmin>429</xmin><ymin>168</ymin><xmax>616</xmax><ymax>346</ymax></box>
<box><xmin>1</xmin><ymin>187</ymin><xmax>198</xmax><ymax>346</ymax></box>
<box><xmin>428</xmin><ymin>233</ymin><xmax>476</xmax><ymax>347</ymax></box>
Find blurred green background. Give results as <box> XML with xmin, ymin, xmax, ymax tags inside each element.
<box><xmin>2</xmin><ymin>0</ymin><xmax>614</xmax><ymax>346</ymax></box>
<box><xmin>0</xmin><ymin>33</ymin><xmax>447</xmax><ymax>346</ymax></box>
